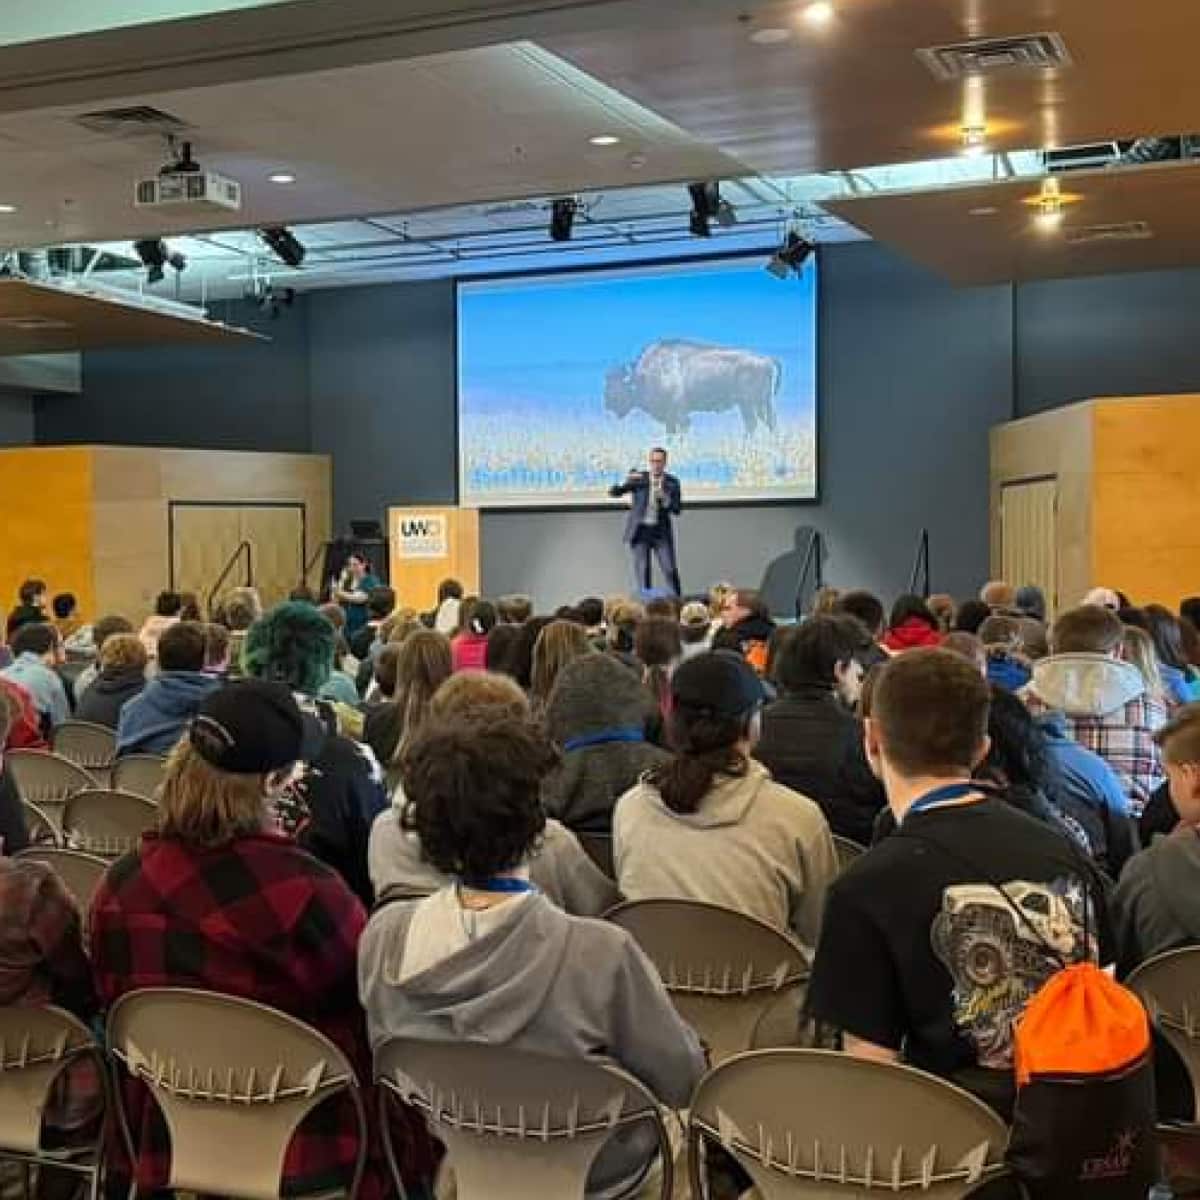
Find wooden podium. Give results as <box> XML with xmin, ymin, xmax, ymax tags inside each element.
<box><xmin>387</xmin><ymin>507</ymin><xmax>480</xmax><ymax>610</ymax></box>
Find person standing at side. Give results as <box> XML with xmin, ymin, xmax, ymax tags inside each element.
<box><xmin>333</xmin><ymin>553</ymin><xmax>380</xmax><ymax>641</ymax></box>
<box><xmin>608</xmin><ymin>446</ymin><xmax>683</xmax><ymax>596</ymax></box>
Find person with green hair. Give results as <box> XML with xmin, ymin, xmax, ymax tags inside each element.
<box><xmin>242</xmin><ymin>601</ymin><xmax>388</xmax><ymax>906</ymax></box>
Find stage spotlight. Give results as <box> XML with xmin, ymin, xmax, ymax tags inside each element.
<box><xmin>549</xmin><ymin>198</ymin><xmax>578</xmax><ymax>242</ymax></box>
<box><xmin>765</xmin><ymin>230</ymin><xmax>815</xmax><ymax>279</ymax></box>
<box><xmin>258</xmin><ymin>225</ymin><xmax>306</xmax><ymax>267</ymax></box>
<box><xmin>688</xmin><ymin>181</ymin><xmax>720</xmax><ymax>237</ymax></box>
<box><xmin>133</xmin><ymin>237</ymin><xmax>169</xmax><ymax>284</ymax></box>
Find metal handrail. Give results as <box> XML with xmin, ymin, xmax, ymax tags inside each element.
<box><xmin>303</xmin><ymin>541</ymin><xmax>329</xmax><ymax>593</ymax></box>
<box><xmin>206</xmin><ymin>541</ymin><xmax>252</xmax><ymax>618</ymax></box>
<box><xmin>794</xmin><ymin>530</ymin><xmax>824</xmax><ymax>618</ymax></box>
<box><xmin>908</xmin><ymin>528</ymin><xmax>931</xmax><ymax>598</ymax></box>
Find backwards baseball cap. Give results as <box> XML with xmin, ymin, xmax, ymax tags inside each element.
<box><xmin>190</xmin><ymin>679</ymin><xmax>316</xmax><ymax>774</ymax></box>
<box><xmin>679</xmin><ymin>601</ymin><xmax>711</xmax><ymax>629</ymax></box>
<box><xmin>671</xmin><ymin>649</ymin><xmax>765</xmax><ymax>718</ymax></box>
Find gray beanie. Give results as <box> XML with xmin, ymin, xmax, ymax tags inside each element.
<box><xmin>545</xmin><ymin>652</ymin><xmax>647</xmax><ymax>743</ymax></box>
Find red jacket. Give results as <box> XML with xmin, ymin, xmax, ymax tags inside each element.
<box><xmin>0</xmin><ymin>679</ymin><xmax>47</xmax><ymax>749</ymax></box>
<box><xmin>451</xmin><ymin>631</ymin><xmax>489</xmax><ymax>673</ymax></box>
<box><xmin>882</xmin><ymin>618</ymin><xmax>944</xmax><ymax>653</ymax></box>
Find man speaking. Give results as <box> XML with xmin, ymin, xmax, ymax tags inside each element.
<box><xmin>609</xmin><ymin>446</ymin><xmax>683</xmax><ymax>596</ymax></box>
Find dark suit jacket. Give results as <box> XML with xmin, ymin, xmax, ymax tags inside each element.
<box><xmin>609</xmin><ymin>471</ymin><xmax>682</xmax><ymax>544</ymax></box>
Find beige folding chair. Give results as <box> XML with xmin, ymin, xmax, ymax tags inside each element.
<box><xmin>376</xmin><ymin>1038</ymin><xmax>673</xmax><ymax>1200</ymax></box>
<box><xmin>21</xmin><ymin>801</ymin><xmax>60</xmax><ymax>848</ymax></box>
<box><xmin>607</xmin><ymin>899</ymin><xmax>809</xmax><ymax>1064</ymax></box>
<box><xmin>13</xmin><ymin>848</ymin><xmax>110</xmax><ymax>909</ymax></box>
<box><xmin>62</xmin><ymin>790</ymin><xmax>157</xmax><ymax>859</ymax></box>
<box><xmin>1128</xmin><ymin>945</ymin><xmax>1200</xmax><ymax>1110</ymax></box>
<box><xmin>51</xmin><ymin>722</ymin><xmax>117</xmax><ymax>787</ymax></box>
<box><xmin>107</xmin><ymin>988</ymin><xmax>366</xmax><ymax>1200</ymax></box>
<box><xmin>7</xmin><ymin>751</ymin><xmax>98</xmax><ymax>830</ymax></box>
<box><xmin>110</xmin><ymin>754</ymin><xmax>168</xmax><ymax>801</ymax></box>
<box><xmin>577</xmin><ymin>832</ymin><xmax>616</xmax><ymax>880</ymax></box>
<box><xmin>831</xmin><ymin>835</ymin><xmax>867</xmax><ymax>873</ymax></box>
<box><xmin>688</xmin><ymin>1049</ymin><xmax>1011</xmax><ymax>1198</ymax></box>
<box><xmin>0</xmin><ymin>1005</ymin><xmax>107</xmax><ymax>1200</ymax></box>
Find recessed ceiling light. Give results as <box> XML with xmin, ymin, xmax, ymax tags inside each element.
<box><xmin>588</xmin><ymin>134</ymin><xmax>621</xmax><ymax>147</ymax></box>
<box><xmin>802</xmin><ymin>1</ymin><xmax>835</xmax><ymax>27</ymax></box>
<box><xmin>268</xmin><ymin>172</ymin><xmax>296</xmax><ymax>184</ymax></box>
<box><xmin>749</xmin><ymin>26</ymin><xmax>792</xmax><ymax>44</ymax></box>
<box><xmin>0</xmin><ymin>204</ymin><xmax>16</xmax><ymax>214</ymax></box>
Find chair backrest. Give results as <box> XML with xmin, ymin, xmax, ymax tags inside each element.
<box><xmin>21</xmin><ymin>801</ymin><xmax>60</xmax><ymax>848</ymax></box>
<box><xmin>577</xmin><ymin>832</ymin><xmax>615</xmax><ymax>880</ymax></box>
<box><xmin>1127</xmin><ymin>945</ymin><xmax>1200</xmax><ymax>1115</ymax></box>
<box><xmin>688</xmin><ymin>1049</ymin><xmax>1010</xmax><ymax>1199</ymax></box>
<box><xmin>831</xmin><ymin>835</ymin><xmax>866</xmax><ymax>873</ymax></box>
<box><xmin>107</xmin><ymin>988</ymin><xmax>365</xmax><ymax>1200</ymax></box>
<box><xmin>111</xmin><ymin>754</ymin><xmax>168</xmax><ymax>800</ymax></box>
<box><xmin>375</xmin><ymin>1037</ymin><xmax>671</xmax><ymax>1200</ymax></box>
<box><xmin>607</xmin><ymin>899</ymin><xmax>809</xmax><ymax>1064</ymax></box>
<box><xmin>62</xmin><ymin>789</ymin><xmax>157</xmax><ymax>858</ymax></box>
<box><xmin>0</xmin><ymin>1005</ymin><xmax>104</xmax><ymax>1155</ymax></box>
<box><xmin>13</xmin><ymin>848</ymin><xmax>110</xmax><ymax>908</ymax></box>
<box><xmin>6</xmin><ymin>751</ymin><xmax>98</xmax><ymax>822</ymax></box>
<box><xmin>51</xmin><ymin>721</ymin><xmax>117</xmax><ymax>776</ymax></box>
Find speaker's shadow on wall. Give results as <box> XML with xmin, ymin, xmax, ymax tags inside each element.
<box><xmin>759</xmin><ymin>525</ymin><xmax>824</xmax><ymax>618</ymax></box>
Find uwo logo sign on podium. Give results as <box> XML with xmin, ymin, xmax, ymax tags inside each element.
<box><xmin>396</xmin><ymin>514</ymin><xmax>448</xmax><ymax>559</ymax></box>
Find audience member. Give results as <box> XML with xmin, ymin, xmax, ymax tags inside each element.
<box><xmin>6</xmin><ymin>578</ymin><xmax>47</xmax><ymax>638</ymax></box>
<box><xmin>977</xmin><ymin>614</ymin><xmax>1032</xmax><ymax>690</ymax></box>
<box><xmin>718</xmin><ymin>589</ymin><xmax>776</xmax><ymax>668</ymax></box>
<box><xmin>614</xmin><ymin>650</ymin><xmax>836</xmax><ymax>954</ymax></box>
<box><xmin>543</xmin><ymin>651</ymin><xmax>670</xmax><ymax>832</ymax></box>
<box><xmin>1023</xmin><ymin>605</ymin><xmax>1167</xmax><ymax>813</ymax></box>
<box><xmin>644</xmin><ymin>595</ymin><xmax>680</xmax><ymax>620</ymax></box>
<box><xmin>1180</xmin><ymin>609</ymin><xmax>1200</xmax><ymax>671</ymax></box>
<box><xmin>576</xmin><ymin>596</ymin><xmax>606</xmax><ymax>643</ymax></box>
<box><xmin>358</xmin><ymin>715</ymin><xmax>703</xmax><ymax>1198</ymax></box>
<box><xmin>531</xmin><ymin>619</ymin><xmax>594</xmax><ymax>709</ymax></box>
<box><xmin>74</xmin><ymin>614</ymin><xmax>135</xmax><ymax>699</ymax></box>
<box><xmin>180</xmin><ymin>592</ymin><xmax>203</xmax><ymax>622</ymax></box>
<box><xmin>1018</xmin><ymin>617</ymin><xmax>1049</xmax><ymax>660</ymax></box>
<box><xmin>678</xmin><ymin>600</ymin><xmax>712</xmax><ymax>660</ymax></box>
<box><xmin>834</xmin><ymin>589</ymin><xmax>889</xmax><ymax>669</ymax></box>
<box><xmin>1115</xmin><ymin>704</ymin><xmax>1200</xmax><ymax>971</ymax></box>
<box><xmin>511</xmin><ymin>614</ymin><xmax>553</xmax><ymax>688</ymax></box>
<box><xmin>0</xmin><ymin>676</ymin><xmax>46</xmax><ymax>750</ymax></box>
<box><xmin>1119</xmin><ymin>605</ymin><xmax>1149</xmax><ymax>631</ymax></box>
<box><xmin>1144</xmin><ymin>603</ymin><xmax>1200</xmax><ymax>706</ymax></box>
<box><xmin>484</xmin><ymin>622</ymin><xmax>524</xmax><ymax>679</ymax></box>
<box><xmin>51</xmin><ymin>592</ymin><xmax>82</xmax><ymax>642</ymax></box>
<box><xmin>635</xmin><ymin>615</ymin><xmax>680</xmax><ymax>720</ymax></box>
<box><xmin>92</xmin><ymin>679</ymin><xmax>435</xmax><ymax>1197</ymax></box>
<box><xmin>807</xmin><ymin>649</ymin><xmax>1111</xmax><ymax>1118</ymax></box>
<box><xmin>811</xmin><ymin>585</ymin><xmax>842</xmax><ymax>616</ymax></box>
<box><xmin>0</xmin><ymin>694</ymin><xmax>30</xmax><ymax>851</ymax></box>
<box><xmin>333</xmin><ymin>553</ymin><xmax>381</xmax><ymax>639</ymax></box>
<box><xmin>216</xmin><ymin>585</ymin><xmax>263</xmax><ymax>672</ymax></box>
<box><xmin>350</xmin><ymin>586</ymin><xmax>396</xmax><ymax>661</ymax></box>
<box><xmin>605</xmin><ymin>600</ymin><xmax>643</xmax><ymax>656</ymax></box>
<box><xmin>927</xmin><ymin>593</ymin><xmax>957</xmax><ymax>633</ymax></box>
<box><xmin>882</xmin><ymin>594</ymin><xmax>942</xmax><ymax>653</ymax></box>
<box><xmin>431</xmin><ymin>577</ymin><xmax>464</xmax><ymax>634</ymax></box>
<box><xmin>363</xmin><ymin>629</ymin><xmax>452</xmax><ymax>772</ymax></box>
<box><xmin>941</xmin><ymin>631</ymin><xmax>986</xmax><ymax>674</ymax></box>
<box><xmin>117</xmin><ymin>622</ymin><xmax>218</xmax><ymax>756</ymax></box>
<box><xmin>954</xmin><ymin>599</ymin><xmax>991</xmax><ymax>635</ymax></box>
<box><xmin>755</xmin><ymin>616</ymin><xmax>885</xmax><ymax>845</ymax></box>
<box><xmin>1122</xmin><ymin>626</ymin><xmax>1167</xmax><ymax>707</ymax></box>
<box><xmin>496</xmin><ymin>593</ymin><xmax>532</xmax><ymax>625</ymax></box>
<box><xmin>76</xmin><ymin>633</ymin><xmax>148</xmax><ymax>729</ymax></box>
<box><xmin>203</xmin><ymin>622</ymin><xmax>232</xmax><ymax>677</ymax></box>
<box><xmin>1084</xmin><ymin>586</ymin><xmax>1123</xmax><ymax>611</ymax></box>
<box><xmin>450</xmin><ymin>598</ymin><xmax>497</xmax><ymax>673</ymax></box>
<box><xmin>242</xmin><ymin>601</ymin><xmax>388</xmax><ymax>905</ymax></box>
<box><xmin>1</xmin><ymin>623</ymin><xmax>69</xmax><ymax>731</ymax></box>
<box><xmin>368</xmin><ymin>671</ymin><xmax>617</xmax><ymax>915</ymax></box>
<box><xmin>1015</xmin><ymin>584</ymin><xmax>1048</xmax><ymax>623</ymax></box>
<box><xmin>979</xmin><ymin>580</ymin><xmax>1016</xmax><ymax>611</ymax></box>
<box><xmin>138</xmin><ymin>591</ymin><xmax>183</xmax><ymax>659</ymax></box>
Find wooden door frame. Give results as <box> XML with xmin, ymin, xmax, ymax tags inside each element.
<box><xmin>167</xmin><ymin>500</ymin><xmax>308</xmax><ymax>591</ymax></box>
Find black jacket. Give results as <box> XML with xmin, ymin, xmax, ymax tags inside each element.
<box><xmin>754</xmin><ymin>684</ymin><xmax>885</xmax><ymax>846</ymax></box>
<box><xmin>76</xmin><ymin>668</ymin><xmax>147</xmax><ymax>730</ymax></box>
<box><xmin>0</xmin><ymin>762</ymin><xmax>29</xmax><ymax>855</ymax></box>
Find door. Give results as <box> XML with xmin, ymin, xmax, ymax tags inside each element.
<box><xmin>1001</xmin><ymin>477</ymin><xmax>1058</xmax><ymax>616</ymax></box>
<box><xmin>170</xmin><ymin>503</ymin><xmax>306</xmax><ymax>613</ymax></box>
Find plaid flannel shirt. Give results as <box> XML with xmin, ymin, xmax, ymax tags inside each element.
<box><xmin>89</xmin><ymin>832</ymin><xmax>437</xmax><ymax>1198</ymax></box>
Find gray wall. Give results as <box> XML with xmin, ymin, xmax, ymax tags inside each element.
<box><xmin>0</xmin><ymin>392</ymin><xmax>34</xmax><ymax>445</ymax></box>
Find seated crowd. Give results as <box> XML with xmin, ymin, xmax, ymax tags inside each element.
<box><xmin>2</xmin><ymin>567</ymin><xmax>1200</xmax><ymax>1197</ymax></box>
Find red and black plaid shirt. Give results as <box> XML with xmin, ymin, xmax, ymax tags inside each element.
<box><xmin>89</xmin><ymin>831</ymin><xmax>437</xmax><ymax>1198</ymax></box>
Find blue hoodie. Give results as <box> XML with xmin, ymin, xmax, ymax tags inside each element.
<box><xmin>1038</xmin><ymin>710</ymin><xmax>1130</xmax><ymax>817</ymax></box>
<box><xmin>116</xmin><ymin>671</ymin><xmax>220</xmax><ymax>757</ymax></box>
<box><xmin>1160</xmin><ymin>662</ymin><xmax>1200</xmax><ymax>707</ymax></box>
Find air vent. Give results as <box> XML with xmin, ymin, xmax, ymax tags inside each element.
<box><xmin>917</xmin><ymin>33</ymin><xmax>1071</xmax><ymax>81</ymax></box>
<box><xmin>0</xmin><ymin>315</ymin><xmax>73</xmax><ymax>331</ymax></box>
<box><xmin>73</xmin><ymin>105</ymin><xmax>188</xmax><ymax>137</ymax></box>
<box><xmin>1064</xmin><ymin>222</ymin><xmax>1154</xmax><ymax>245</ymax></box>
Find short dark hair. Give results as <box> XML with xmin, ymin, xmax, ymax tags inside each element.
<box><xmin>92</xmin><ymin>614</ymin><xmax>134</xmax><ymax>652</ymax></box>
<box><xmin>154</xmin><ymin>591</ymin><xmax>183</xmax><ymax>618</ymax></box>
<box><xmin>981</xmin><ymin>684</ymin><xmax>1048</xmax><ymax>794</ymax></box>
<box><xmin>497</xmin><ymin>594</ymin><xmax>532</xmax><ymax>624</ymax></box>
<box><xmin>1181</xmin><ymin>597</ymin><xmax>1200</xmax><ymax>632</ymax></box>
<box><xmin>1156</xmin><ymin>703</ymin><xmax>1200</xmax><ymax>766</ymax></box>
<box><xmin>367</xmin><ymin>586</ymin><xmax>396</xmax><ymax>620</ymax></box>
<box><xmin>157</xmin><ymin>621</ymin><xmax>207</xmax><ymax>672</ymax></box>
<box><xmin>437</xmin><ymin>578</ymin><xmax>464</xmax><ymax>603</ymax></box>
<box><xmin>203</xmin><ymin>622</ymin><xmax>230</xmax><ymax>669</ymax></box>
<box><xmin>644</xmin><ymin>596</ymin><xmax>680</xmax><ymax>620</ymax></box>
<box><xmin>374</xmin><ymin>642</ymin><xmax>402</xmax><ymax>699</ymax></box>
<box><xmin>485</xmin><ymin>624</ymin><xmax>524</xmax><ymax>679</ymax></box>
<box><xmin>51</xmin><ymin>593</ymin><xmax>77</xmax><ymax>619</ymax></box>
<box><xmin>650</xmin><ymin>446</ymin><xmax>668</xmax><ymax>459</ymax></box>
<box><xmin>467</xmin><ymin>600</ymin><xmax>498</xmax><ymax>636</ymax></box>
<box><xmin>1052</xmin><ymin>605</ymin><xmax>1123</xmax><ymax>655</ymax></box>
<box><xmin>835</xmin><ymin>590</ymin><xmax>885</xmax><ymax>637</ymax></box>
<box><xmin>1144</xmin><ymin>604</ymin><xmax>1191</xmax><ymax>673</ymax></box>
<box><xmin>18</xmin><ymin>579</ymin><xmax>46</xmax><ymax>606</ymax></box>
<box><xmin>775</xmin><ymin>615</ymin><xmax>868</xmax><ymax>692</ymax></box>
<box><xmin>576</xmin><ymin>597</ymin><xmax>604</xmax><ymax>628</ymax></box>
<box><xmin>888</xmin><ymin>594</ymin><xmax>939</xmax><ymax>632</ymax></box>
<box><xmin>11</xmin><ymin>622</ymin><xmax>58</xmax><ymax>657</ymax></box>
<box><xmin>871</xmin><ymin>649</ymin><xmax>991</xmax><ymax>777</ymax></box>
<box><xmin>348</xmin><ymin>552</ymin><xmax>370</xmax><ymax>568</ymax></box>
<box><xmin>400</xmin><ymin>718</ymin><xmax>557</xmax><ymax>881</ymax></box>
<box><xmin>954</xmin><ymin>599</ymin><xmax>992</xmax><ymax>635</ymax></box>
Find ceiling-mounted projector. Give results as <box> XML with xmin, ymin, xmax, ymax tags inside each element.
<box><xmin>133</xmin><ymin>138</ymin><xmax>242</xmax><ymax>214</ymax></box>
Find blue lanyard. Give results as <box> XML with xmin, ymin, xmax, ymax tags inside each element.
<box><xmin>562</xmin><ymin>727</ymin><xmax>645</xmax><ymax>753</ymax></box>
<box><xmin>459</xmin><ymin>877</ymin><xmax>536</xmax><ymax>894</ymax></box>
<box><xmin>905</xmin><ymin>782</ymin><xmax>980</xmax><ymax>820</ymax></box>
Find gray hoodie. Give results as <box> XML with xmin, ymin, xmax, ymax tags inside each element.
<box><xmin>1114</xmin><ymin>829</ymin><xmax>1200</xmax><ymax>973</ymax></box>
<box><xmin>358</xmin><ymin>892</ymin><xmax>705</xmax><ymax>1196</ymax></box>
<box><xmin>613</xmin><ymin>760</ymin><xmax>836</xmax><ymax>956</ymax></box>
<box><xmin>1025</xmin><ymin>653</ymin><xmax>1147</xmax><ymax>717</ymax></box>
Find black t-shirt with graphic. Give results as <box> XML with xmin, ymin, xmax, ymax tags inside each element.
<box><xmin>807</xmin><ymin>797</ymin><xmax>1113</xmax><ymax>1080</ymax></box>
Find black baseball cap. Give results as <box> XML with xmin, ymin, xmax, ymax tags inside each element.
<box><xmin>671</xmin><ymin>650</ymin><xmax>765</xmax><ymax>718</ymax></box>
<box><xmin>190</xmin><ymin>679</ymin><xmax>316</xmax><ymax>774</ymax></box>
